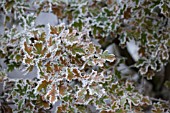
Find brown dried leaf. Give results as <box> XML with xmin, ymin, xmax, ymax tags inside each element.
<box><xmin>24</xmin><ymin>42</ymin><xmax>32</xmax><ymax>54</ymax></box>
<box><xmin>47</xmin><ymin>84</ymin><xmax>57</xmax><ymax>104</ymax></box>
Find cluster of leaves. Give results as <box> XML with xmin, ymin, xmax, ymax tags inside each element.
<box><xmin>0</xmin><ymin>0</ymin><xmax>170</xmax><ymax>112</ymax></box>
<box><xmin>49</xmin><ymin>0</ymin><xmax>170</xmax><ymax>79</ymax></box>
<box><xmin>0</xmin><ymin>0</ymin><xmax>36</xmax><ymax>29</ymax></box>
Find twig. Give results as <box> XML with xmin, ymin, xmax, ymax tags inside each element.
<box><xmin>150</xmin><ymin>97</ymin><xmax>169</xmax><ymax>104</ymax></box>
<box><xmin>118</xmin><ymin>64</ymin><xmax>135</xmax><ymax>72</ymax></box>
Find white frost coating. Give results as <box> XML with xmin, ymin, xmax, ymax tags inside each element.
<box><xmin>90</xmin><ymin>70</ymin><xmax>97</xmax><ymax>78</ymax></box>
<box><xmin>14</xmin><ymin>8</ymin><xmax>17</xmax><ymax>20</ymax></box>
<box><xmin>36</xmin><ymin>13</ymin><xmax>58</xmax><ymax>26</ymax></box>
<box><xmin>81</xmin><ymin>54</ymin><xmax>94</xmax><ymax>61</ymax></box>
<box><xmin>79</xmin><ymin>60</ymin><xmax>88</xmax><ymax>70</ymax></box>
<box><xmin>139</xmin><ymin>65</ymin><xmax>149</xmax><ymax>75</ymax></box>
<box><xmin>48</xmin><ymin>1</ymin><xmax>52</xmax><ymax>13</ymax></box>
<box><xmin>81</xmin><ymin>79</ymin><xmax>88</xmax><ymax>88</ymax></box>
<box><xmin>127</xmin><ymin>40</ymin><xmax>139</xmax><ymax>61</ymax></box>
<box><xmin>88</xmin><ymin>84</ymin><xmax>105</xmax><ymax>98</ymax></box>
<box><xmin>35</xmin><ymin>60</ymin><xmax>41</xmax><ymax>79</ymax></box>
<box><xmin>45</xmin><ymin>23</ymin><xmax>51</xmax><ymax>40</ymax></box>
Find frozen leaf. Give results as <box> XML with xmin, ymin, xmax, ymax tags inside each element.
<box><xmin>15</xmin><ymin>54</ymin><xmax>21</xmax><ymax>62</ymax></box>
<box><xmin>73</xmin><ymin>68</ymin><xmax>81</xmax><ymax>78</ymax></box>
<box><xmin>114</xmin><ymin>68</ymin><xmax>121</xmax><ymax>79</ymax></box>
<box><xmin>36</xmin><ymin>96</ymin><xmax>50</xmax><ymax>109</ymax></box>
<box><xmin>54</xmin><ymin>64</ymin><xmax>61</xmax><ymax>72</ymax></box>
<box><xmin>139</xmin><ymin>65</ymin><xmax>149</xmax><ymax>75</ymax></box>
<box><xmin>120</xmin><ymin>96</ymin><xmax>127</xmax><ymax>107</ymax></box>
<box><xmin>125</xmin><ymin>82</ymin><xmax>134</xmax><ymax>92</ymax></box>
<box><xmin>18</xmin><ymin>99</ymin><xmax>24</xmax><ymax>110</ymax></box>
<box><xmin>34</xmin><ymin>42</ymin><xmax>43</xmax><ymax>54</ymax></box>
<box><xmin>76</xmin><ymin>105</ymin><xmax>87</xmax><ymax>113</ymax></box>
<box><xmin>0</xmin><ymin>71</ymin><xmax>7</xmax><ymax>82</ymax></box>
<box><xmin>141</xmin><ymin>96</ymin><xmax>151</xmax><ymax>105</ymax></box>
<box><xmin>24</xmin><ymin>42</ymin><xmax>32</xmax><ymax>55</ymax></box>
<box><xmin>76</xmin><ymin>88</ymin><xmax>87</xmax><ymax>104</ymax></box>
<box><xmin>88</xmin><ymin>83</ymin><xmax>105</xmax><ymax>98</ymax></box>
<box><xmin>152</xmin><ymin>103</ymin><xmax>164</xmax><ymax>113</ymax></box>
<box><xmin>52</xmin><ymin>6</ymin><xmax>63</xmax><ymax>19</ymax></box>
<box><xmin>24</xmin><ymin>56</ymin><xmax>33</xmax><ymax>64</ymax></box>
<box><xmin>110</xmin><ymin>82</ymin><xmax>118</xmax><ymax>91</ymax></box>
<box><xmin>58</xmin><ymin>84</ymin><xmax>67</xmax><ymax>96</ymax></box>
<box><xmin>67</xmin><ymin>68</ymin><xmax>74</xmax><ymax>81</ymax></box>
<box><xmin>5</xmin><ymin>1</ymin><xmax>15</xmax><ymax>10</ymax></box>
<box><xmin>135</xmin><ymin>58</ymin><xmax>146</xmax><ymax>68</ymax></box>
<box><xmin>56</xmin><ymin>104</ymin><xmax>68</xmax><ymax>113</ymax></box>
<box><xmin>146</xmin><ymin>69</ymin><xmax>155</xmax><ymax>80</ymax></box>
<box><xmin>111</xmin><ymin>101</ymin><xmax>119</xmax><ymax>111</ymax></box>
<box><xmin>72</xmin><ymin>19</ymin><xmax>83</xmax><ymax>31</ymax></box>
<box><xmin>46</xmin><ymin>84</ymin><xmax>57</xmax><ymax>104</ymax></box>
<box><xmin>7</xmin><ymin>62</ymin><xmax>20</xmax><ymax>72</ymax></box>
<box><xmin>45</xmin><ymin>62</ymin><xmax>53</xmax><ymax>73</ymax></box>
<box><xmin>128</xmin><ymin>96</ymin><xmax>140</xmax><ymax>106</ymax></box>
<box><xmin>124</xmin><ymin>7</ymin><xmax>131</xmax><ymax>19</ymax></box>
<box><xmin>37</xmin><ymin>80</ymin><xmax>52</xmax><ymax>91</ymax></box>
<box><xmin>101</xmin><ymin>50</ymin><xmax>116</xmax><ymax>62</ymax></box>
<box><xmin>2</xmin><ymin>1</ymin><xmax>170</xmax><ymax>111</ymax></box>
<box><xmin>72</xmin><ymin>47</ymin><xmax>85</xmax><ymax>55</ymax></box>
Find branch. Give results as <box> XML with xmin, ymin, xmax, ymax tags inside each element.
<box><xmin>150</xmin><ymin>97</ymin><xmax>170</xmax><ymax>104</ymax></box>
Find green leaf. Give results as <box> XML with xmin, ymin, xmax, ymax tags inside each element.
<box><xmin>120</xmin><ymin>97</ymin><xmax>127</xmax><ymax>106</ymax></box>
<box><xmin>5</xmin><ymin>1</ymin><xmax>15</xmax><ymax>10</ymax></box>
<box><xmin>72</xmin><ymin>19</ymin><xmax>83</xmax><ymax>31</ymax></box>
<box><xmin>115</xmin><ymin>68</ymin><xmax>121</xmax><ymax>79</ymax></box>
<box><xmin>135</xmin><ymin>58</ymin><xmax>146</xmax><ymax>67</ymax></box>
<box><xmin>7</xmin><ymin>64</ymin><xmax>15</xmax><ymax>72</ymax></box>
<box><xmin>141</xmin><ymin>32</ymin><xmax>147</xmax><ymax>44</ymax></box>
<box><xmin>101</xmin><ymin>50</ymin><xmax>115</xmax><ymax>62</ymax></box>
<box><xmin>34</xmin><ymin>42</ymin><xmax>43</xmax><ymax>54</ymax></box>
<box><xmin>72</xmin><ymin>47</ymin><xmax>85</xmax><ymax>55</ymax></box>
<box><xmin>126</xmin><ymin>83</ymin><xmax>134</xmax><ymax>91</ymax></box>
<box><xmin>18</xmin><ymin>99</ymin><xmax>24</xmax><ymax>110</ymax></box>
<box><xmin>111</xmin><ymin>101</ymin><xmax>119</xmax><ymax>111</ymax></box>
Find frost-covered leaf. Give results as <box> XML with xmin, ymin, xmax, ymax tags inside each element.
<box><xmin>101</xmin><ymin>50</ymin><xmax>116</xmax><ymax>62</ymax></box>
<box><xmin>88</xmin><ymin>83</ymin><xmax>105</xmax><ymax>98</ymax></box>
<box><xmin>58</xmin><ymin>84</ymin><xmax>67</xmax><ymax>96</ymax></box>
<box><xmin>56</xmin><ymin>104</ymin><xmax>68</xmax><ymax>113</ymax></box>
<box><xmin>0</xmin><ymin>71</ymin><xmax>7</xmax><ymax>82</ymax></box>
<box><xmin>141</xmin><ymin>96</ymin><xmax>151</xmax><ymax>105</ymax></box>
<box><xmin>67</xmin><ymin>68</ymin><xmax>74</xmax><ymax>81</ymax></box>
<box><xmin>36</xmin><ymin>95</ymin><xmax>51</xmax><ymax>109</ymax></box>
<box><xmin>34</xmin><ymin>42</ymin><xmax>43</xmax><ymax>54</ymax></box>
<box><xmin>72</xmin><ymin>47</ymin><xmax>85</xmax><ymax>55</ymax></box>
<box><xmin>120</xmin><ymin>96</ymin><xmax>127</xmax><ymax>107</ymax></box>
<box><xmin>37</xmin><ymin>80</ymin><xmax>52</xmax><ymax>92</ymax></box>
<box><xmin>24</xmin><ymin>42</ymin><xmax>32</xmax><ymax>55</ymax></box>
<box><xmin>76</xmin><ymin>88</ymin><xmax>87</xmax><ymax>104</ymax></box>
<box><xmin>111</xmin><ymin>101</ymin><xmax>119</xmax><ymax>111</ymax></box>
<box><xmin>46</xmin><ymin>84</ymin><xmax>57</xmax><ymax>104</ymax></box>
